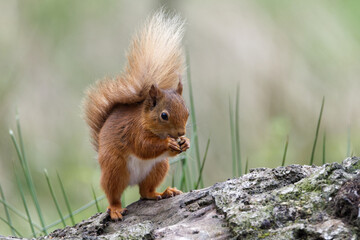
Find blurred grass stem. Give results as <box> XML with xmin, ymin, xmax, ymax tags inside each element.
<box><xmin>309</xmin><ymin>97</ymin><xmax>325</xmax><ymax>165</ymax></box>
<box><xmin>281</xmin><ymin>136</ymin><xmax>289</xmax><ymax>167</ymax></box>
<box><xmin>186</xmin><ymin>52</ymin><xmax>203</xmax><ymax>188</ymax></box>
<box><xmin>195</xmin><ymin>139</ymin><xmax>210</xmax><ymax>189</ymax></box>
<box><xmin>44</xmin><ymin>169</ymin><xmax>66</xmax><ymax>227</ymax></box>
<box><xmin>57</xmin><ymin>172</ymin><xmax>75</xmax><ymax>225</ymax></box>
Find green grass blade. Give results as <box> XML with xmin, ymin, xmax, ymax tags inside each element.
<box><xmin>91</xmin><ymin>185</ymin><xmax>101</xmax><ymax>213</ymax></box>
<box><xmin>183</xmin><ymin>153</ymin><xmax>193</xmax><ymax>191</ymax></box>
<box><xmin>16</xmin><ymin>112</ymin><xmax>26</xmax><ymax>169</ymax></box>
<box><xmin>36</xmin><ymin>195</ymin><xmax>106</xmax><ymax>234</ymax></box>
<box><xmin>169</xmin><ymin>155</ymin><xmax>185</xmax><ymax>165</ymax></box>
<box><xmin>9</xmin><ymin>129</ymin><xmax>24</xmax><ymax>165</ymax></box>
<box><xmin>235</xmin><ymin>84</ymin><xmax>242</xmax><ymax>176</ymax></box>
<box><xmin>44</xmin><ymin>169</ymin><xmax>66</xmax><ymax>227</ymax></box>
<box><xmin>184</xmin><ymin>134</ymin><xmax>196</xmax><ymax>190</ymax></box>
<box><xmin>229</xmin><ymin>97</ymin><xmax>237</xmax><ymax>177</ymax></box>
<box><xmin>172</xmin><ymin>162</ymin><xmax>180</xmax><ymax>190</ymax></box>
<box><xmin>121</xmin><ymin>190</ymin><xmax>126</xmax><ymax>207</ymax></box>
<box><xmin>310</xmin><ymin>97</ymin><xmax>325</xmax><ymax>165</ymax></box>
<box><xmin>68</xmin><ymin>195</ymin><xmax>105</xmax><ymax>216</ymax></box>
<box><xmin>179</xmin><ymin>168</ymin><xmax>185</xmax><ymax>191</ymax></box>
<box><xmin>0</xmin><ymin>184</ymin><xmax>16</xmax><ymax>236</ymax></box>
<box><xmin>14</xmin><ymin>171</ymin><xmax>36</xmax><ymax>237</ymax></box>
<box><xmin>180</xmin><ymin>158</ymin><xmax>188</xmax><ymax>192</ymax></box>
<box><xmin>186</xmin><ymin>52</ymin><xmax>203</xmax><ymax>188</ymax></box>
<box><xmin>10</xmin><ymin>125</ymin><xmax>47</xmax><ymax>235</ymax></box>
<box><xmin>0</xmin><ymin>216</ymin><xmax>23</xmax><ymax>237</ymax></box>
<box><xmin>347</xmin><ymin>127</ymin><xmax>351</xmax><ymax>157</ymax></box>
<box><xmin>57</xmin><ymin>172</ymin><xmax>75</xmax><ymax>225</ymax></box>
<box><xmin>171</xmin><ymin>172</ymin><xmax>175</xmax><ymax>188</ymax></box>
<box><xmin>322</xmin><ymin>132</ymin><xmax>326</xmax><ymax>165</ymax></box>
<box><xmin>195</xmin><ymin>139</ymin><xmax>210</xmax><ymax>189</ymax></box>
<box><xmin>0</xmin><ymin>198</ymin><xmax>42</xmax><ymax>231</ymax></box>
<box><xmin>245</xmin><ymin>157</ymin><xmax>249</xmax><ymax>174</ymax></box>
<box><xmin>281</xmin><ymin>136</ymin><xmax>289</xmax><ymax>167</ymax></box>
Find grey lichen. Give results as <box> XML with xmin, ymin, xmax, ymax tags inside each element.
<box><xmin>211</xmin><ymin>157</ymin><xmax>360</xmax><ymax>239</ymax></box>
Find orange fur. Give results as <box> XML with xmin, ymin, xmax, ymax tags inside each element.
<box><xmin>83</xmin><ymin>10</ymin><xmax>190</xmax><ymax>220</ymax></box>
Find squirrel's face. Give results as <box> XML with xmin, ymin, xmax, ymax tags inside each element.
<box><xmin>143</xmin><ymin>82</ymin><xmax>189</xmax><ymax>139</ymax></box>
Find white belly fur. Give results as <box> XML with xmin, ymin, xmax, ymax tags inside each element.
<box><xmin>127</xmin><ymin>152</ymin><xmax>169</xmax><ymax>186</ymax></box>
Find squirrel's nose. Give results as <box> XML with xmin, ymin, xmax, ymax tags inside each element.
<box><xmin>178</xmin><ymin>131</ymin><xmax>185</xmax><ymax>137</ymax></box>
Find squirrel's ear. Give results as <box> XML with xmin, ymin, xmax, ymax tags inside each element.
<box><xmin>176</xmin><ymin>79</ymin><xmax>183</xmax><ymax>95</ymax></box>
<box><xmin>149</xmin><ymin>84</ymin><xmax>161</xmax><ymax>107</ymax></box>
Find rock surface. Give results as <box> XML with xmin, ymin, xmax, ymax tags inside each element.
<box><xmin>2</xmin><ymin>157</ymin><xmax>360</xmax><ymax>239</ymax></box>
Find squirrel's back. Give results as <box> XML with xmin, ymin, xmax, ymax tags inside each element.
<box><xmin>83</xmin><ymin>10</ymin><xmax>186</xmax><ymax>150</ymax></box>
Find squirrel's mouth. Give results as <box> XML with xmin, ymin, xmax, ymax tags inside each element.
<box><xmin>155</xmin><ymin>132</ymin><xmax>168</xmax><ymax>139</ymax></box>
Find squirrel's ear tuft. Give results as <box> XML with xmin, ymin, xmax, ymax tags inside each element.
<box><xmin>149</xmin><ymin>84</ymin><xmax>161</xmax><ymax>107</ymax></box>
<box><xmin>176</xmin><ymin>79</ymin><xmax>183</xmax><ymax>95</ymax></box>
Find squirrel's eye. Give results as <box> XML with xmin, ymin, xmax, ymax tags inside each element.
<box><xmin>161</xmin><ymin>112</ymin><xmax>168</xmax><ymax>121</ymax></box>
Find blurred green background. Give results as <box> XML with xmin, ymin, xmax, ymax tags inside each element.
<box><xmin>1</xmin><ymin>0</ymin><xmax>360</xmax><ymax>236</ymax></box>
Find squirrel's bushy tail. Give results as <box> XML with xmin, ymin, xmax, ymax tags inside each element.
<box><xmin>83</xmin><ymin>10</ymin><xmax>185</xmax><ymax>150</ymax></box>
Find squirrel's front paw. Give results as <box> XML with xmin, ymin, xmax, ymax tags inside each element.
<box><xmin>167</xmin><ymin>137</ymin><xmax>182</xmax><ymax>154</ymax></box>
<box><xmin>179</xmin><ymin>136</ymin><xmax>190</xmax><ymax>152</ymax></box>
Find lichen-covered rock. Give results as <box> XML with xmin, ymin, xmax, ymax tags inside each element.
<box><xmin>211</xmin><ymin>157</ymin><xmax>360</xmax><ymax>239</ymax></box>
<box><xmin>3</xmin><ymin>157</ymin><xmax>360</xmax><ymax>240</ymax></box>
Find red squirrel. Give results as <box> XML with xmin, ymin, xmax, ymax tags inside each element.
<box><xmin>83</xmin><ymin>10</ymin><xmax>190</xmax><ymax>220</ymax></box>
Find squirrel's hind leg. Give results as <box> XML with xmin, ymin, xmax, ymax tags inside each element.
<box><xmin>139</xmin><ymin>159</ymin><xmax>182</xmax><ymax>200</ymax></box>
<box><xmin>100</xmin><ymin>155</ymin><xmax>129</xmax><ymax>220</ymax></box>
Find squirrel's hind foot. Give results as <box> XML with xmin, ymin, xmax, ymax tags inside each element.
<box><xmin>107</xmin><ymin>206</ymin><xmax>127</xmax><ymax>220</ymax></box>
<box><xmin>141</xmin><ymin>187</ymin><xmax>182</xmax><ymax>200</ymax></box>
<box><xmin>161</xmin><ymin>186</ymin><xmax>182</xmax><ymax>198</ymax></box>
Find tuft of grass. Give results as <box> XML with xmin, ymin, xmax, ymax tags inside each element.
<box><xmin>44</xmin><ymin>169</ymin><xmax>66</xmax><ymax>227</ymax></box>
<box><xmin>281</xmin><ymin>136</ymin><xmax>289</xmax><ymax>167</ymax></box>
<box><xmin>195</xmin><ymin>139</ymin><xmax>210</xmax><ymax>189</ymax></box>
<box><xmin>57</xmin><ymin>172</ymin><xmax>75</xmax><ymax>226</ymax></box>
<box><xmin>9</xmin><ymin>126</ymin><xmax>47</xmax><ymax>235</ymax></box>
<box><xmin>15</xmin><ymin>115</ymin><xmax>47</xmax><ymax>234</ymax></box>
<box><xmin>309</xmin><ymin>97</ymin><xmax>325</xmax><ymax>165</ymax></box>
